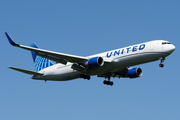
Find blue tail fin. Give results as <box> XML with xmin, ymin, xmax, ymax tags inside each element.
<box><xmin>29</xmin><ymin>43</ymin><xmax>53</xmax><ymax>72</ymax></box>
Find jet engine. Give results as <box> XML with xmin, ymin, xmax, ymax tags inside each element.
<box><xmin>86</xmin><ymin>57</ymin><xmax>104</xmax><ymax>67</ymax></box>
<box><xmin>122</xmin><ymin>67</ymin><xmax>142</xmax><ymax>78</ymax></box>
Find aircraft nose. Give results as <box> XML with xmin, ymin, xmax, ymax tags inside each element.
<box><xmin>172</xmin><ymin>44</ymin><xmax>176</xmax><ymax>50</ymax></box>
<box><xmin>168</xmin><ymin>44</ymin><xmax>175</xmax><ymax>54</ymax></box>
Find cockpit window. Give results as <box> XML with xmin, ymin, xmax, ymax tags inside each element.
<box><xmin>162</xmin><ymin>42</ymin><xmax>171</xmax><ymax>45</ymax></box>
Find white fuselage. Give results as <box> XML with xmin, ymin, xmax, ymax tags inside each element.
<box><xmin>32</xmin><ymin>40</ymin><xmax>175</xmax><ymax>81</ymax></box>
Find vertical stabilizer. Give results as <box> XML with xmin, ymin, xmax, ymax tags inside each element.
<box><xmin>29</xmin><ymin>43</ymin><xmax>53</xmax><ymax>72</ymax></box>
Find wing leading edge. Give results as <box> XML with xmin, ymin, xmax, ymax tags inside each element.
<box><xmin>5</xmin><ymin>32</ymin><xmax>88</xmax><ymax>64</ymax></box>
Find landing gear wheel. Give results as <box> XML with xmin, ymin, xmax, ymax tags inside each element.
<box><xmin>159</xmin><ymin>64</ymin><xmax>164</xmax><ymax>68</ymax></box>
<box><xmin>107</xmin><ymin>81</ymin><xmax>110</xmax><ymax>85</ymax></box>
<box><xmin>110</xmin><ymin>82</ymin><xmax>114</xmax><ymax>86</ymax></box>
<box><xmin>103</xmin><ymin>80</ymin><xmax>113</xmax><ymax>86</ymax></box>
<box><xmin>80</xmin><ymin>75</ymin><xmax>91</xmax><ymax>80</ymax></box>
<box><xmin>103</xmin><ymin>80</ymin><xmax>107</xmax><ymax>84</ymax></box>
<box><xmin>87</xmin><ymin>76</ymin><xmax>91</xmax><ymax>80</ymax></box>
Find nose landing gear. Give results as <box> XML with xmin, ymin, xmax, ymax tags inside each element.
<box><xmin>159</xmin><ymin>64</ymin><xmax>164</xmax><ymax>68</ymax></box>
<box><xmin>159</xmin><ymin>57</ymin><xmax>165</xmax><ymax>68</ymax></box>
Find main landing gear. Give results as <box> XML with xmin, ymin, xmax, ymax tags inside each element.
<box><xmin>103</xmin><ymin>80</ymin><xmax>113</xmax><ymax>86</ymax></box>
<box><xmin>80</xmin><ymin>74</ymin><xmax>91</xmax><ymax>80</ymax></box>
<box><xmin>103</xmin><ymin>77</ymin><xmax>113</xmax><ymax>86</ymax></box>
<box><xmin>159</xmin><ymin>57</ymin><xmax>165</xmax><ymax>68</ymax></box>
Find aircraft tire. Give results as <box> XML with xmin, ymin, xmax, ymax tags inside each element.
<box><xmin>87</xmin><ymin>76</ymin><xmax>91</xmax><ymax>80</ymax></box>
<box><xmin>110</xmin><ymin>82</ymin><xmax>113</xmax><ymax>86</ymax></box>
<box><xmin>103</xmin><ymin>80</ymin><xmax>107</xmax><ymax>84</ymax></box>
<box><xmin>159</xmin><ymin>64</ymin><xmax>164</xmax><ymax>68</ymax></box>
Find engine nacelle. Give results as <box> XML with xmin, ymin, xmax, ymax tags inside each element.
<box><xmin>123</xmin><ymin>67</ymin><xmax>142</xmax><ymax>78</ymax></box>
<box><xmin>86</xmin><ymin>57</ymin><xmax>104</xmax><ymax>67</ymax></box>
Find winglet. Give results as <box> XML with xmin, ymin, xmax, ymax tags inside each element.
<box><xmin>5</xmin><ymin>32</ymin><xmax>20</xmax><ymax>46</ymax></box>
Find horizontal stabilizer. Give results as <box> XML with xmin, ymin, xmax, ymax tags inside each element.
<box><xmin>8</xmin><ymin>67</ymin><xmax>43</xmax><ymax>75</ymax></box>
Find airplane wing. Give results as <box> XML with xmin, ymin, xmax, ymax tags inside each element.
<box><xmin>9</xmin><ymin>67</ymin><xmax>43</xmax><ymax>75</ymax></box>
<box><xmin>5</xmin><ymin>32</ymin><xmax>88</xmax><ymax>64</ymax></box>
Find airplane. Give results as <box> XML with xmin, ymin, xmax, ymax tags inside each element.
<box><xmin>5</xmin><ymin>32</ymin><xmax>175</xmax><ymax>86</ymax></box>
